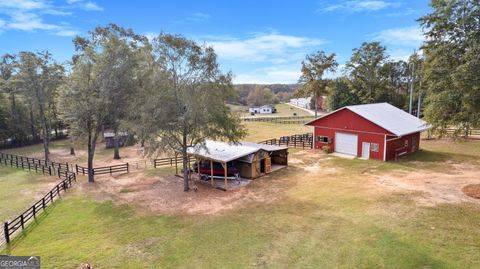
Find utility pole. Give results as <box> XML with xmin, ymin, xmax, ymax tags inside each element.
<box><xmin>409</xmin><ymin>61</ymin><xmax>415</xmax><ymax>115</ymax></box>
<box><xmin>417</xmin><ymin>80</ymin><xmax>422</xmax><ymax>118</ymax></box>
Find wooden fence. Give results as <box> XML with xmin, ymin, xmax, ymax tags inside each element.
<box><xmin>442</xmin><ymin>128</ymin><xmax>480</xmax><ymax>139</ymax></box>
<box><xmin>153</xmin><ymin>156</ymin><xmax>194</xmax><ymax>168</ymax></box>
<box><xmin>0</xmin><ymin>152</ymin><xmax>72</xmax><ymax>178</ymax></box>
<box><xmin>0</xmin><ymin>152</ymin><xmax>76</xmax><ymax>247</ymax></box>
<box><xmin>242</xmin><ymin>115</ymin><xmax>314</xmax><ymax>124</ymax></box>
<box><xmin>258</xmin><ymin>133</ymin><xmax>314</xmax><ymax>149</ymax></box>
<box><xmin>75</xmin><ymin>163</ymin><xmax>129</xmax><ymax>176</ymax></box>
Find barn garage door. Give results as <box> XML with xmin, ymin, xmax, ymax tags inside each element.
<box><xmin>335</xmin><ymin>132</ymin><xmax>358</xmax><ymax>156</ymax></box>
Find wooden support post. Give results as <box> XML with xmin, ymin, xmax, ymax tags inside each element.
<box><xmin>4</xmin><ymin>222</ymin><xmax>9</xmax><ymax>244</ymax></box>
<box><xmin>223</xmin><ymin>162</ymin><xmax>227</xmax><ymax>190</ymax></box>
<box><xmin>174</xmin><ymin>152</ymin><xmax>178</xmax><ymax>176</ymax></box>
<box><xmin>210</xmin><ymin>160</ymin><xmax>214</xmax><ymax>186</ymax></box>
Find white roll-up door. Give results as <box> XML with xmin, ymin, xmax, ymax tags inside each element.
<box><xmin>335</xmin><ymin>132</ymin><xmax>358</xmax><ymax>156</ymax></box>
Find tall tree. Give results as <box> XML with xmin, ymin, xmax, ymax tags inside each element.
<box><xmin>346</xmin><ymin>42</ymin><xmax>390</xmax><ymax>104</ymax></box>
<box><xmin>297</xmin><ymin>51</ymin><xmax>338</xmax><ymax>117</ymax></box>
<box><xmin>419</xmin><ymin>0</ymin><xmax>480</xmax><ymax>137</ymax></box>
<box><xmin>60</xmin><ymin>24</ymin><xmax>145</xmax><ymax>182</ymax></box>
<box><xmin>140</xmin><ymin>33</ymin><xmax>246</xmax><ymax>191</ymax></box>
<box><xmin>17</xmin><ymin>51</ymin><xmax>63</xmax><ymax>160</ymax></box>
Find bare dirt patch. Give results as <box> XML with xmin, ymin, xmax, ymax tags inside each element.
<box><xmin>463</xmin><ymin>184</ymin><xmax>480</xmax><ymax>199</ymax></box>
<box><xmin>374</xmin><ymin>163</ymin><xmax>480</xmax><ymax>206</ymax></box>
<box><xmin>75</xmin><ymin>169</ymin><xmax>283</xmax><ymax>215</ymax></box>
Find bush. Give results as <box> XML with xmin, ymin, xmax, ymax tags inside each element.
<box><xmin>321</xmin><ymin>145</ymin><xmax>331</xmax><ymax>153</ymax></box>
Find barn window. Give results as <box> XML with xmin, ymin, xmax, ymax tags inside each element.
<box><xmin>404</xmin><ymin>140</ymin><xmax>409</xmax><ymax>147</ymax></box>
<box><xmin>371</xmin><ymin>143</ymin><xmax>379</xmax><ymax>152</ymax></box>
<box><xmin>317</xmin><ymin>136</ymin><xmax>330</xmax><ymax>143</ymax></box>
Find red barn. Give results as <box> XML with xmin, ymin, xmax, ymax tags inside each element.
<box><xmin>305</xmin><ymin>103</ymin><xmax>430</xmax><ymax>161</ymax></box>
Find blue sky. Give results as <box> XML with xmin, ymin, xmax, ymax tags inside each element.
<box><xmin>0</xmin><ymin>0</ymin><xmax>430</xmax><ymax>83</ymax></box>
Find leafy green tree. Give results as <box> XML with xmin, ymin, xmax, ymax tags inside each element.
<box><xmin>327</xmin><ymin>77</ymin><xmax>359</xmax><ymax>110</ymax></box>
<box><xmin>346</xmin><ymin>42</ymin><xmax>391</xmax><ymax>104</ymax></box>
<box><xmin>140</xmin><ymin>33</ymin><xmax>246</xmax><ymax>191</ymax></box>
<box><xmin>61</xmin><ymin>24</ymin><xmax>145</xmax><ymax>182</ymax></box>
<box><xmin>419</xmin><ymin>0</ymin><xmax>480</xmax><ymax>137</ymax></box>
<box><xmin>297</xmin><ymin>51</ymin><xmax>338</xmax><ymax>117</ymax></box>
<box><xmin>246</xmin><ymin>86</ymin><xmax>274</xmax><ymax>106</ymax></box>
<box><xmin>17</xmin><ymin>51</ymin><xmax>64</xmax><ymax>160</ymax></box>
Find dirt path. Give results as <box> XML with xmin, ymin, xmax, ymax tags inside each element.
<box><xmin>373</xmin><ymin>163</ymin><xmax>480</xmax><ymax>206</ymax></box>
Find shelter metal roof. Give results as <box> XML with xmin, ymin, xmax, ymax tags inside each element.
<box><xmin>187</xmin><ymin>140</ymin><xmax>287</xmax><ymax>163</ymax></box>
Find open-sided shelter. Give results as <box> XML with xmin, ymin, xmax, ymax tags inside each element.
<box><xmin>182</xmin><ymin>140</ymin><xmax>288</xmax><ymax>190</ymax></box>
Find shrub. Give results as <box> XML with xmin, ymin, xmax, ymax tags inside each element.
<box><xmin>321</xmin><ymin>145</ymin><xmax>331</xmax><ymax>153</ymax></box>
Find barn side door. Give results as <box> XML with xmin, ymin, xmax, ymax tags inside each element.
<box><xmin>265</xmin><ymin>157</ymin><xmax>271</xmax><ymax>174</ymax></box>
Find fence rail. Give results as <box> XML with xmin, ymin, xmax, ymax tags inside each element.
<box><xmin>442</xmin><ymin>128</ymin><xmax>480</xmax><ymax>138</ymax></box>
<box><xmin>242</xmin><ymin>115</ymin><xmax>314</xmax><ymax>124</ymax></box>
<box><xmin>0</xmin><ymin>152</ymin><xmax>76</xmax><ymax>247</ymax></box>
<box><xmin>75</xmin><ymin>163</ymin><xmax>130</xmax><ymax>176</ymax></box>
<box><xmin>258</xmin><ymin>133</ymin><xmax>314</xmax><ymax>149</ymax></box>
<box><xmin>153</xmin><ymin>156</ymin><xmax>194</xmax><ymax>168</ymax></box>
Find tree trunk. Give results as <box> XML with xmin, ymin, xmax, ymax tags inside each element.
<box><xmin>70</xmin><ymin>135</ymin><xmax>75</xmax><ymax>155</ymax></box>
<box><xmin>29</xmin><ymin>105</ymin><xmax>37</xmax><ymax>142</ymax></box>
<box><xmin>113</xmin><ymin>131</ymin><xmax>121</xmax><ymax>160</ymax></box>
<box><xmin>87</xmin><ymin>130</ymin><xmax>97</xmax><ymax>183</ymax></box>
<box><xmin>182</xmin><ymin>134</ymin><xmax>189</xmax><ymax>192</ymax></box>
<box><xmin>314</xmin><ymin>91</ymin><xmax>318</xmax><ymax>118</ymax></box>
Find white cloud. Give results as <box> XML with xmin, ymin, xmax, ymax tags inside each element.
<box><xmin>82</xmin><ymin>1</ymin><xmax>103</xmax><ymax>11</ymax></box>
<box><xmin>234</xmin><ymin>66</ymin><xmax>302</xmax><ymax>84</ymax></box>
<box><xmin>0</xmin><ymin>0</ymin><xmax>101</xmax><ymax>36</ymax></box>
<box><xmin>54</xmin><ymin>29</ymin><xmax>79</xmax><ymax>37</ymax></box>
<box><xmin>318</xmin><ymin>0</ymin><xmax>393</xmax><ymax>13</ymax></box>
<box><xmin>373</xmin><ymin>26</ymin><xmax>424</xmax><ymax>47</ymax></box>
<box><xmin>202</xmin><ymin>33</ymin><xmax>325</xmax><ymax>63</ymax></box>
<box><xmin>174</xmin><ymin>12</ymin><xmax>211</xmax><ymax>24</ymax></box>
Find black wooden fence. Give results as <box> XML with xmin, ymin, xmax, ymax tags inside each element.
<box><xmin>75</xmin><ymin>163</ymin><xmax>129</xmax><ymax>176</ymax></box>
<box><xmin>242</xmin><ymin>115</ymin><xmax>314</xmax><ymax>124</ymax></box>
<box><xmin>153</xmin><ymin>156</ymin><xmax>194</xmax><ymax>168</ymax></box>
<box><xmin>0</xmin><ymin>152</ymin><xmax>72</xmax><ymax>178</ymax></box>
<box><xmin>258</xmin><ymin>133</ymin><xmax>314</xmax><ymax>149</ymax></box>
<box><xmin>0</xmin><ymin>152</ymin><xmax>76</xmax><ymax>246</ymax></box>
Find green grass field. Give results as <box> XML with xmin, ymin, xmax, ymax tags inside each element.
<box><xmin>0</xmin><ymin>166</ymin><xmax>58</xmax><ymax>223</ymax></box>
<box><xmin>1</xmin><ymin>124</ymin><xmax>480</xmax><ymax>268</ymax></box>
<box><xmin>231</xmin><ymin>103</ymin><xmax>312</xmax><ymax>117</ymax></box>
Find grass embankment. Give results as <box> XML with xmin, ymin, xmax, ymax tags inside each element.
<box><xmin>0</xmin><ymin>166</ymin><xmax>58</xmax><ymax>223</ymax></box>
<box><xmin>3</xmin><ymin>138</ymin><xmax>480</xmax><ymax>268</ymax></box>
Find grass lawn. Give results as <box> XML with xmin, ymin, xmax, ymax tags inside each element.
<box><xmin>0</xmin><ymin>166</ymin><xmax>58</xmax><ymax>223</ymax></box>
<box><xmin>243</xmin><ymin>121</ymin><xmax>313</xmax><ymax>142</ymax></box>
<box><xmin>2</xmin><ymin>123</ymin><xmax>480</xmax><ymax>268</ymax></box>
<box><xmin>272</xmin><ymin>103</ymin><xmax>312</xmax><ymax>117</ymax></box>
<box><xmin>233</xmin><ymin>103</ymin><xmax>312</xmax><ymax>117</ymax></box>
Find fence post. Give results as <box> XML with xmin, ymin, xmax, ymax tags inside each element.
<box><xmin>32</xmin><ymin>204</ymin><xmax>36</xmax><ymax>219</ymax></box>
<box><xmin>127</xmin><ymin>163</ymin><xmax>129</xmax><ymax>173</ymax></box>
<box><xmin>4</xmin><ymin>222</ymin><xmax>9</xmax><ymax>244</ymax></box>
<box><xmin>42</xmin><ymin>197</ymin><xmax>46</xmax><ymax>209</ymax></box>
<box><xmin>20</xmin><ymin>214</ymin><xmax>24</xmax><ymax>229</ymax></box>
<box><xmin>110</xmin><ymin>166</ymin><xmax>112</xmax><ymax>175</ymax></box>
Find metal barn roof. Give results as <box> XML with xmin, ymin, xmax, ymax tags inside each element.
<box><xmin>239</xmin><ymin>141</ymin><xmax>288</xmax><ymax>151</ymax></box>
<box><xmin>187</xmin><ymin>140</ymin><xmax>260</xmax><ymax>163</ymax></box>
<box><xmin>187</xmin><ymin>140</ymin><xmax>288</xmax><ymax>163</ymax></box>
<box><xmin>306</xmin><ymin>103</ymin><xmax>430</xmax><ymax>137</ymax></box>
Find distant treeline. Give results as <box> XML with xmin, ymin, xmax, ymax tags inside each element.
<box><xmin>232</xmin><ymin>84</ymin><xmax>301</xmax><ymax>105</ymax></box>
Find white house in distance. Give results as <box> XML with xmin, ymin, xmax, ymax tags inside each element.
<box><xmin>249</xmin><ymin>105</ymin><xmax>276</xmax><ymax>114</ymax></box>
